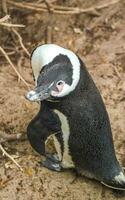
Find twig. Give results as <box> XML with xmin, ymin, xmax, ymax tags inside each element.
<box><xmin>17</xmin><ymin>54</ymin><xmax>24</xmax><ymax>83</ymax></box>
<box><xmin>6</xmin><ymin>51</ymin><xmax>16</xmax><ymax>56</ymax></box>
<box><xmin>37</xmin><ymin>0</ymin><xmax>57</xmax><ymax>3</ymax></box>
<box><xmin>2</xmin><ymin>0</ymin><xmax>8</xmax><ymax>14</ymax></box>
<box><xmin>0</xmin><ymin>144</ymin><xmax>23</xmax><ymax>171</ymax></box>
<box><xmin>43</xmin><ymin>0</ymin><xmax>54</xmax><ymax>13</ymax></box>
<box><xmin>0</xmin><ymin>16</ymin><xmax>28</xmax><ymax>56</ymax></box>
<box><xmin>0</xmin><ymin>15</ymin><xmax>25</xmax><ymax>28</ymax></box>
<box><xmin>0</xmin><ymin>46</ymin><xmax>30</xmax><ymax>89</ymax></box>
<box><xmin>46</xmin><ymin>26</ymin><xmax>52</xmax><ymax>43</ymax></box>
<box><xmin>0</xmin><ymin>22</ymin><xmax>25</xmax><ymax>27</ymax></box>
<box><xmin>0</xmin><ymin>177</ymin><xmax>13</xmax><ymax>189</ymax></box>
<box><xmin>7</xmin><ymin>0</ymin><xmax>121</xmax><ymax>15</ymax></box>
<box><xmin>0</xmin><ymin>15</ymin><xmax>10</xmax><ymax>23</ymax></box>
<box><xmin>12</xmin><ymin>28</ymin><xmax>30</xmax><ymax>57</ymax></box>
<box><xmin>34</xmin><ymin>0</ymin><xmax>121</xmax><ymax>12</ymax></box>
<box><xmin>0</xmin><ymin>131</ymin><xmax>24</xmax><ymax>143</ymax></box>
<box><xmin>70</xmin><ymin>175</ymin><xmax>78</xmax><ymax>184</ymax></box>
<box><xmin>7</xmin><ymin>1</ymin><xmax>47</xmax><ymax>12</ymax></box>
<box><xmin>113</xmin><ymin>66</ymin><xmax>122</xmax><ymax>80</ymax></box>
<box><xmin>112</xmin><ymin>65</ymin><xmax>122</xmax><ymax>80</ymax></box>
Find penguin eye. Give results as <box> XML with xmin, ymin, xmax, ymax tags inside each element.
<box><xmin>56</xmin><ymin>80</ymin><xmax>64</xmax><ymax>86</ymax></box>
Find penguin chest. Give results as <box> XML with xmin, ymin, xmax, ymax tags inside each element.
<box><xmin>53</xmin><ymin>109</ymin><xmax>75</xmax><ymax>168</ymax></box>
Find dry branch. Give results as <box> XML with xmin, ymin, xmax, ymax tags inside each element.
<box><xmin>7</xmin><ymin>0</ymin><xmax>121</xmax><ymax>15</ymax></box>
<box><xmin>43</xmin><ymin>0</ymin><xmax>54</xmax><ymax>13</ymax></box>
<box><xmin>0</xmin><ymin>131</ymin><xmax>23</xmax><ymax>143</ymax></box>
<box><xmin>12</xmin><ymin>28</ymin><xmax>30</xmax><ymax>57</ymax></box>
<box><xmin>0</xmin><ymin>22</ymin><xmax>25</xmax><ymax>27</ymax></box>
<box><xmin>0</xmin><ymin>16</ymin><xmax>28</xmax><ymax>57</ymax></box>
<box><xmin>0</xmin><ymin>16</ymin><xmax>25</xmax><ymax>27</ymax></box>
<box><xmin>0</xmin><ymin>46</ymin><xmax>30</xmax><ymax>89</ymax></box>
<box><xmin>37</xmin><ymin>0</ymin><xmax>57</xmax><ymax>3</ymax></box>
<box><xmin>0</xmin><ymin>15</ymin><xmax>10</xmax><ymax>23</ymax></box>
<box><xmin>0</xmin><ymin>144</ymin><xmax>23</xmax><ymax>171</ymax></box>
<box><xmin>0</xmin><ymin>15</ymin><xmax>25</xmax><ymax>28</ymax></box>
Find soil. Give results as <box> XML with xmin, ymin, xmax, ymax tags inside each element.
<box><xmin>0</xmin><ymin>0</ymin><xmax>125</xmax><ymax>199</ymax></box>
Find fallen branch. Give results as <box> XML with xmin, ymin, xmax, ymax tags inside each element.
<box><xmin>7</xmin><ymin>0</ymin><xmax>121</xmax><ymax>15</ymax></box>
<box><xmin>0</xmin><ymin>22</ymin><xmax>25</xmax><ymax>28</ymax></box>
<box><xmin>0</xmin><ymin>16</ymin><xmax>28</xmax><ymax>56</ymax></box>
<box><xmin>0</xmin><ymin>46</ymin><xmax>30</xmax><ymax>89</ymax></box>
<box><xmin>43</xmin><ymin>0</ymin><xmax>53</xmax><ymax>13</ymax></box>
<box><xmin>0</xmin><ymin>15</ymin><xmax>10</xmax><ymax>23</ymax></box>
<box><xmin>0</xmin><ymin>144</ymin><xmax>23</xmax><ymax>171</ymax></box>
<box><xmin>0</xmin><ymin>131</ymin><xmax>24</xmax><ymax>143</ymax></box>
<box><xmin>12</xmin><ymin>28</ymin><xmax>30</xmax><ymax>57</ymax></box>
<box><xmin>0</xmin><ymin>15</ymin><xmax>24</xmax><ymax>29</ymax></box>
<box><xmin>37</xmin><ymin>0</ymin><xmax>58</xmax><ymax>3</ymax></box>
<box><xmin>7</xmin><ymin>0</ymin><xmax>47</xmax><ymax>12</ymax></box>
<box><xmin>0</xmin><ymin>16</ymin><xmax>25</xmax><ymax>27</ymax></box>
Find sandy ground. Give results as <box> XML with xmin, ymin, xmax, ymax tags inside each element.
<box><xmin>0</xmin><ymin>0</ymin><xmax>125</xmax><ymax>199</ymax></box>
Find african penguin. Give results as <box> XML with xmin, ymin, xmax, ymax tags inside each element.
<box><xmin>26</xmin><ymin>44</ymin><xmax>125</xmax><ymax>191</ymax></box>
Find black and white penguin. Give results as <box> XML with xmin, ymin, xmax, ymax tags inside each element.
<box><xmin>26</xmin><ymin>44</ymin><xmax>125</xmax><ymax>190</ymax></box>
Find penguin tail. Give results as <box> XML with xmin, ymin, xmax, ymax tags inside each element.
<box><xmin>101</xmin><ymin>171</ymin><xmax>125</xmax><ymax>191</ymax></box>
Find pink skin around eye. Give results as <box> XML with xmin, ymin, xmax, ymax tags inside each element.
<box><xmin>57</xmin><ymin>83</ymin><xmax>64</xmax><ymax>92</ymax></box>
<box><xmin>51</xmin><ymin>82</ymin><xmax>64</xmax><ymax>96</ymax></box>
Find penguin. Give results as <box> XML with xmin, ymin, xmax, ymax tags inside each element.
<box><xmin>26</xmin><ymin>44</ymin><xmax>125</xmax><ymax>190</ymax></box>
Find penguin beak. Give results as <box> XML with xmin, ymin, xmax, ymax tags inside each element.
<box><xmin>25</xmin><ymin>82</ymin><xmax>55</xmax><ymax>102</ymax></box>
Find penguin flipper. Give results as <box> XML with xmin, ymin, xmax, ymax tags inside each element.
<box><xmin>101</xmin><ymin>172</ymin><xmax>125</xmax><ymax>191</ymax></box>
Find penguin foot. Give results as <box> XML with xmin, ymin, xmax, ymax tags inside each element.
<box><xmin>42</xmin><ymin>158</ymin><xmax>62</xmax><ymax>172</ymax></box>
<box><xmin>46</xmin><ymin>153</ymin><xmax>60</xmax><ymax>163</ymax></box>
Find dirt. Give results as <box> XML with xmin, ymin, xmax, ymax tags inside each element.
<box><xmin>0</xmin><ymin>0</ymin><xmax>125</xmax><ymax>199</ymax></box>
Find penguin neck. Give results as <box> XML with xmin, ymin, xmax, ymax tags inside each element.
<box><xmin>64</xmin><ymin>58</ymin><xmax>92</xmax><ymax>98</ymax></box>
<box><xmin>73</xmin><ymin>61</ymin><xmax>91</xmax><ymax>95</ymax></box>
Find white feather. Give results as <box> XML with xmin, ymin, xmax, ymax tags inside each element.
<box><xmin>54</xmin><ymin>109</ymin><xmax>75</xmax><ymax>168</ymax></box>
<box><xmin>52</xmin><ymin>135</ymin><xmax>62</xmax><ymax>161</ymax></box>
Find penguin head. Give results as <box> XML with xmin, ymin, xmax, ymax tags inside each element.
<box><xmin>26</xmin><ymin>44</ymin><xmax>80</xmax><ymax>102</ymax></box>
